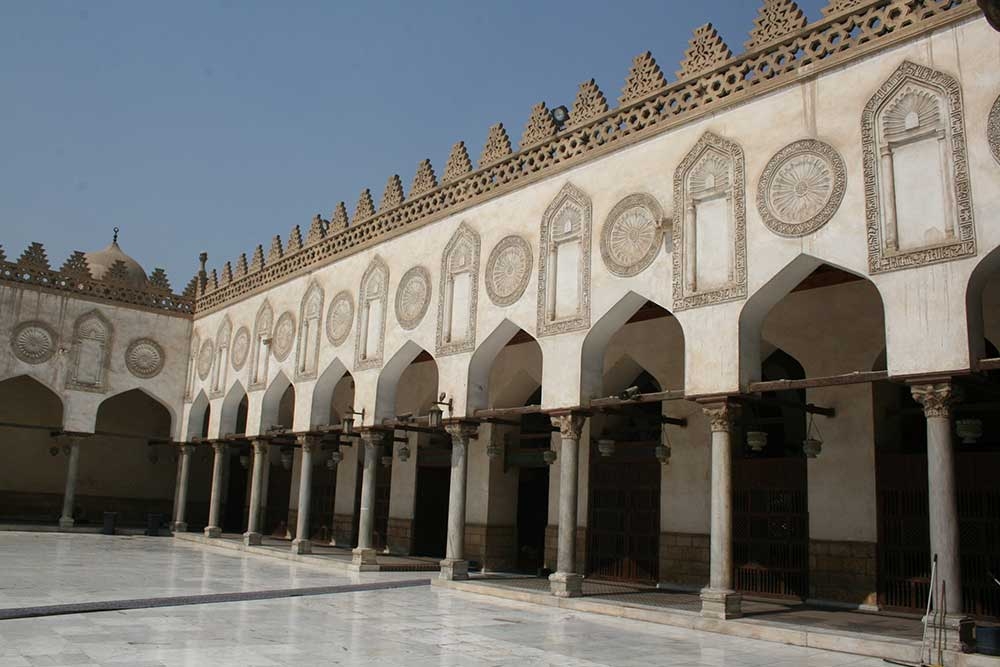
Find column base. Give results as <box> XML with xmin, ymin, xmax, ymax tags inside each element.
<box><xmin>700</xmin><ymin>588</ymin><xmax>742</xmax><ymax>619</ymax></box>
<box><xmin>438</xmin><ymin>558</ymin><xmax>469</xmax><ymax>581</ymax></box>
<box><xmin>922</xmin><ymin>612</ymin><xmax>974</xmax><ymax>653</ymax></box>
<box><xmin>291</xmin><ymin>538</ymin><xmax>312</xmax><ymax>555</ymax></box>
<box><xmin>171</xmin><ymin>521</ymin><xmax>188</xmax><ymax>533</ymax></box>
<box><xmin>549</xmin><ymin>572</ymin><xmax>583</xmax><ymax>598</ymax></box>
<box><xmin>58</xmin><ymin>516</ymin><xmax>74</xmax><ymax>529</ymax></box>
<box><xmin>203</xmin><ymin>526</ymin><xmax>221</xmax><ymax>538</ymax></box>
<box><xmin>350</xmin><ymin>548</ymin><xmax>379</xmax><ymax>571</ymax></box>
<box><xmin>243</xmin><ymin>531</ymin><xmax>262</xmax><ymax>546</ymax></box>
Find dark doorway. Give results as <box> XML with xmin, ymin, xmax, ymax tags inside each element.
<box><xmin>734</xmin><ymin>349</ymin><xmax>809</xmax><ymax>600</ymax></box>
<box><xmin>309</xmin><ymin>461</ymin><xmax>337</xmax><ymax>541</ymax></box>
<box><xmin>516</xmin><ymin>467</ymin><xmax>549</xmax><ymax>574</ymax></box>
<box><xmin>264</xmin><ymin>460</ymin><xmax>292</xmax><ymax>537</ymax></box>
<box><xmin>413</xmin><ymin>462</ymin><xmax>450</xmax><ymax>557</ymax></box>
<box><xmin>223</xmin><ymin>449</ymin><xmax>249</xmax><ymax>532</ymax></box>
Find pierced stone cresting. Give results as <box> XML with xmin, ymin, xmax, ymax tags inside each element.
<box><xmin>485</xmin><ymin>235</ymin><xmax>532</xmax><ymax>307</ymax></box>
<box><xmin>758</xmin><ymin>139</ymin><xmax>846</xmax><ymax>237</ymax></box>
<box><xmin>125</xmin><ymin>338</ymin><xmax>165</xmax><ymax>379</ymax></box>
<box><xmin>600</xmin><ymin>193</ymin><xmax>665</xmax><ymax>277</ymax></box>
<box><xmin>197</xmin><ymin>339</ymin><xmax>215</xmax><ymax>381</ymax></box>
<box><xmin>11</xmin><ymin>321</ymin><xmax>56</xmax><ymax>365</ymax></box>
<box><xmin>271</xmin><ymin>312</ymin><xmax>296</xmax><ymax>362</ymax></box>
<box><xmin>395</xmin><ymin>266</ymin><xmax>431</xmax><ymax>330</ymax></box>
<box><xmin>231</xmin><ymin>326</ymin><xmax>250</xmax><ymax>370</ymax></box>
<box><xmin>326</xmin><ymin>290</ymin><xmax>354</xmax><ymax>347</ymax></box>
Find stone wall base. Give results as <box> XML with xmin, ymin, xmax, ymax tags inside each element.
<box><xmin>387</xmin><ymin>517</ymin><xmax>413</xmax><ymax>555</ymax></box>
<box><xmin>465</xmin><ymin>523</ymin><xmax>516</xmax><ymax>572</ymax></box>
<box><xmin>0</xmin><ymin>491</ymin><xmax>178</xmax><ymax>527</ymax></box>
<box><xmin>544</xmin><ymin>525</ymin><xmax>587</xmax><ymax>574</ymax></box>
<box><xmin>660</xmin><ymin>532</ymin><xmax>710</xmax><ymax>588</ymax></box>
<box><xmin>809</xmin><ymin>539</ymin><xmax>877</xmax><ymax>607</ymax></box>
<box><xmin>331</xmin><ymin>513</ymin><xmax>354</xmax><ymax>547</ymax></box>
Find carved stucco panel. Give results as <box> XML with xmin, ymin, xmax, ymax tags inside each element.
<box><xmin>395</xmin><ymin>266</ymin><xmax>431</xmax><ymax>330</ymax></box>
<box><xmin>66</xmin><ymin>309</ymin><xmax>113</xmax><ymax>393</ymax></box>
<box><xmin>600</xmin><ymin>193</ymin><xmax>666</xmax><ymax>277</ymax></box>
<box><xmin>757</xmin><ymin>139</ymin><xmax>846</xmax><ymax>237</ymax></box>
<box><xmin>10</xmin><ymin>320</ymin><xmax>57</xmax><ymax>365</ymax></box>
<box><xmin>436</xmin><ymin>223</ymin><xmax>480</xmax><ymax>356</ymax></box>
<box><xmin>537</xmin><ymin>182</ymin><xmax>592</xmax><ymax>336</ymax></box>
<box><xmin>326</xmin><ymin>290</ymin><xmax>354</xmax><ymax>347</ymax></box>
<box><xmin>231</xmin><ymin>326</ymin><xmax>250</xmax><ymax>370</ymax></box>
<box><xmin>989</xmin><ymin>94</ymin><xmax>1000</xmax><ymax>166</ymax></box>
<box><xmin>125</xmin><ymin>337</ymin><xmax>165</xmax><ymax>379</ymax></box>
<box><xmin>271</xmin><ymin>311</ymin><xmax>296</xmax><ymax>362</ymax></box>
<box><xmin>355</xmin><ymin>256</ymin><xmax>389</xmax><ymax>371</ymax></box>
<box><xmin>485</xmin><ymin>235</ymin><xmax>532</xmax><ymax>307</ymax></box>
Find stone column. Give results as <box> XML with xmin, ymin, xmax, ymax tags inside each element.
<box><xmin>292</xmin><ymin>435</ymin><xmax>320</xmax><ymax>554</ymax></box>
<box><xmin>549</xmin><ymin>412</ymin><xmax>587</xmax><ymax>597</ymax></box>
<box><xmin>172</xmin><ymin>444</ymin><xmax>195</xmax><ymax>533</ymax></box>
<box><xmin>700</xmin><ymin>400</ymin><xmax>742</xmax><ymax>619</ymax></box>
<box><xmin>204</xmin><ymin>442</ymin><xmax>227</xmax><ymax>538</ymax></box>
<box><xmin>440</xmin><ymin>421</ymin><xmax>478</xmax><ymax>580</ymax></box>
<box><xmin>351</xmin><ymin>430</ymin><xmax>383</xmax><ymax>570</ymax></box>
<box><xmin>243</xmin><ymin>439</ymin><xmax>268</xmax><ymax>546</ymax></box>
<box><xmin>58</xmin><ymin>438</ymin><xmax>82</xmax><ymax>529</ymax></box>
<box><xmin>911</xmin><ymin>382</ymin><xmax>971</xmax><ymax>647</ymax></box>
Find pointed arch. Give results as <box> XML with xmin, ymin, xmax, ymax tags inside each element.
<box><xmin>966</xmin><ymin>244</ymin><xmax>1000</xmax><ymax>367</ymax></box>
<box><xmin>467</xmin><ymin>319</ymin><xmax>535</xmax><ymax>412</ymax></box>
<box><xmin>296</xmin><ymin>281</ymin><xmax>325</xmax><ymax>379</ymax></box>
<box><xmin>186</xmin><ymin>390</ymin><xmax>211</xmax><ymax>440</ymax></box>
<box><xmin>375</xmin><ymin>341</ymin><xmax>430</xmax><ymax>421</ymax></box>
<box><xmin>310</xmin><ymin>357</ymin><xmax>350</xmax><ymax>427</ymax></box>
<box><xmin>67</xmin><ymin>308</ymin><xmax>113</xmax><ymax>392</ymax></box>
<box><xmin>0</xmin><ymin>374</ymin><xmax>64</xmax><ymax>428</ymax></box>
<box><xmin>220</xmin><ymin>380</ymin><xmax>248</xmax><ymax>436</ymax></box>
<box><xmin>259</xmin><ymin>371</ymin><xmax>292</xmax><ymax>432</ymax></box>
<box><xmin>436</xmin><ymin>222</ymin><xmax>481</xmax><ymax>356</ymax></box>
<box><xmin>96</xmin><ymin>388</ymin><xmax>173</xmax><ymax>439</ymax></box>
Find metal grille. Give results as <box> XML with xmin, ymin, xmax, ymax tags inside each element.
<box><xmin>957</xmin><ymin>451</ymin><xmax>1000</xmax><ymax>618</ymax></box>
<box><xmin>587</xmin><ymin>443</ymin><xmax>660</xmax><ymax>583</ymax></box>
<box><xmin>733</xmin><ymin>457</ymin><xmax>809</xmax><ymax>599</ymax></box>
<box><xmin>876</xmin><ymin>452</ymin><xmax>930</xmax><ymax>612</ymax></box>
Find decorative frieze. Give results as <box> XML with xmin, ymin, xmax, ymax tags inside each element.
<box><xmin>485</xmin><ymin>235</ymin><xmax>532</xmax><ymax>307</ymax></box>
<box><xmin>125</xmin><ymin>338</ymin><xmax>165</xmax><ymax>379</ymax></box>
<box><xmin>757</xmin><ymin>139</ymin><xmax>846</xmax><ymax>237</ymax></box>
<box><xmin>326</xmin><ymin>290</ymin><xmax>354</xmax><ymax>347</ymax></box>
<box><xmin>862</xmin><ymin>61</ymin><xmax>975</xmax><ymax>273</ymax></box>
<box><xmin>10</xmin><ymin>320</ymin><xmax>57</xmax><ymax>365</ymax></box>
<box><xmin>537</xmin><ymin>183</ymin><xmax>592</xmax><ymax>337</ymax></box>
<box><xmin>395</xmin><ymin>266</ymin><xmax>431</xmax><ymax>330</ymax></box>
<box><xmin>600</xmin><ymin>193</ymin><xmax>666</xmax><ymax>277</ymax></box>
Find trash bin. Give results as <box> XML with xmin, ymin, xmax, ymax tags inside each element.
<box><xmin>979</xmin><ymin>625</ymin><xmax>1000</xmax><ymax>656</ymax></box>
<box><xmin>102</xmin><ymin>511</ymin><xmax>118</xmax><ymax>535</ymax></box>
<box><xmin>145</xmin><ymin>513</ymin><xmax>163</xmax><ymax>537</ymax></box>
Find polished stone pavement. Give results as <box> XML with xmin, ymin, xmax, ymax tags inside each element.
<box><xmin>0</xmin><ymin>532</ymin><xmax>892</xmax><ymax>666</ymax></box>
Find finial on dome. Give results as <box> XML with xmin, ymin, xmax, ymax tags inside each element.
<box><xmin>113</xmin><ymin>227</ymin><xmax>120</xmax><ymax>244</ymax></box>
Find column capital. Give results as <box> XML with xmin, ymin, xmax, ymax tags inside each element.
<box><xmin>550</xmin><ymin>412</ymin><xmax>587</xmax><ymax>440</ymax></box>
<box><xmin>211</xmin><ymin>441</ymin><xmax>227</xmax><ymax>453</ymax></box>
<box><xmin>178</xmin><ymin>443</ymin><xmax>196</xmax><ymax>456</ymax></box>
<box><xmin>251</xmin><ymin>439</ymin><xmax>269</xmax><ymax>455</ymax></box>
<box><xmin>444</xmin><ymin>420</ymin><xmax>479</xmax><ymax>445</ymax></box>
<box><xmin>911</xmin><ymin>381</ymin><xmax>960</xmax><ymax>419</ymax></box>
<box><xmin>358</xmin><ymin>429</ymin><xmax>388</xmax><ymax>447</ymax></box>
<box><xmin>296</xmin><ymin>434</ymin><xmax>322</xmax><ymax>452</ymax></box>
<box><xmin>700</xmin><ymin>399</ymin><xmax>740</xmax><ymax>433</ymax></box>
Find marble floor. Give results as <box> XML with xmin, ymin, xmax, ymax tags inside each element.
<box><xmin>0</xmin><ymin>532</ymin><xmax>891</xmax><ymax>666</ymax></box>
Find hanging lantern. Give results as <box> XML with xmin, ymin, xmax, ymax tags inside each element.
<box><xmin>329</xmin><ymin>449</ymin><xmax>343</xmax><ymax>467</ymax></box>
<box><xmin>746</xmin><ymin>430</ymin><xmax>768</xmax><ymax>453</ymax></box>
<box><xmin>542</xmin><ymin>449</ymin><xmax>557</xmax><ymax>465</ymax></box>
<box><xmin>381</xmin><ymin>455</ymin><xmax>393</xmax><ymax>468</ymax></box>
<box><xmin>341</xmin><ymin>414</ymin><xmax>354</xmax><ymax>436</ymax></box>
<box><xmin>239</xmin><ymin>454</ymin><xmax>250</xmax><ymax>469</ymax></box>
<box><xmin>655</xmin><ymin>444</ymin><xmax>671</xmax><ymax>465</ymax></box>
<box><xmin>428</xmin><ymin>404</ymin><xmax>443</xmax><ymax>429</ymax></box>
<box><xmin>398</xmin><ymin>444</ymin><xmax>411</xmax><ymax>462</ymax></box>
<box><xmin>597</xmin><ymin>439</ymin><xmax>616</xmax><ymax>457</ymax></box>
<box><xmin>49</xmin><ymin>446</ymin><xmax>59</xmax><ymax>457</ymax></box>
<box><xmin>803</xmin><ymin>414</ymin><xmax>824</xmax><ymax>459</ymax></box>
<box><xmin>280</xmin><ymin>448</ymin><xmax>293</xmax><ymax>470</ymax></box>
<box><xmin>956</xmin><ymin>418</ymin><xmax>983</xmax><ymax>444</ymax></box>
<box><xmin>486</xmin><ymin>442</ymin><xmax>502</xmax><ymax>459</ymax></box>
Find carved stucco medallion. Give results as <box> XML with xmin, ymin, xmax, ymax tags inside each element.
<box><xmin>600</xmin><ymin>193</ymin><xmax>665</xmax><ymax>277</ymax></box>
<box><xmin>990</xmin><ymin>94</ymin><xmax>1000</xmax><ymax>166</ymax></box>
<box><xmin>11</xmin><ymin>321</ymin><xmax>56</xmax><ymax>365</ymax></box>
<box><xmin>757</xmin><ymin>139</ymin><xmax>846</xmax><ymax>237</ymax></box>
<box><xmin>326</xmin><ymin>291</ymin><xmax>354</xmax><ymax>346</ymax></box>
<box><xmin>485</xmin><ymin>235</ymin><xmax>532</xmax><ymax>306</ymax></box>
<box><xmin>125</xmin><ymin>338</ymin><xmax>165</xmax><ymax>379</ymax></box>
<box><xmin>231</xmin><ymin>326</ymin><xmax>250</xmax><ymax>370</ymax></box>
<box><xmin>197</xmin><ymin>339</ymin><xmax>215</xmax><ymax>380</ymax></box>
<box><xmin>272</xmin><ymin>312</ymin><xmax>296</xmax><ymax>362</ymax></box>
<box><xmin>395</xmin><ymin>266</ymin><xmax>431</xmax><ymax>330</ymax></box>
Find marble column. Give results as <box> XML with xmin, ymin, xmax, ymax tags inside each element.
<box><xmin>911</xmin><ymin>382</ymin><xmax>972</xmax><ymax>647</ymax></box>
<box><xmin>58</xmin><ymin>438</ymin><xmax>82</xmax><ymax>529</ymax></box>
<box><xmin>292</xmin><ymin>435</ymin><xmax>320</xmax><ymax>554</ymax></box>
<box><xmin>440</xmin><ymin>421</ymin><xmax>478</xmax><ymax>580</ymax></box>
<box><xmin>204</xmin><ymin>442</ymin><xmax>227</xmax><ymax>538</ymax></box>
<box><xmin>172</xmin><ymin>444</ymin><xmax>195</xmax><ymax>533</ymax></box>
<box><xmin>700</xmin><ymin>400</ymin><xmax>742</xmax><ymax>619</ymax></box>
<box><xmin>549</xmin><ymin>412</ymin><xmax>587</xmax><ymax>597</ymax></box>
<box><xmin>243</xmin><ymin>439</ymin><xmax>268</xmax><ymax>546</ymax></box>
<box><xmin>351</xmin><ymin>430</ymin><xmax>383</xmax><ymax>570</ymax></box>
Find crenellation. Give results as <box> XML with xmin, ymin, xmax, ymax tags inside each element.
<box><xmin>745</xmin><ymin>0</ymin><xmax>808</xmax><ymax>50</ymax></box>
<box><xmin>443</xmin><ymin>142</ymin><xmax>473</xmax><ymax>183</ymax></box>
<box><xmin>379</xmin><ymin>175</ymin><xmax>405</xmax><ymax>211</ymax></box>
<box><xmin>17</xmin><ymin>242</ymin><xmax>50</xmax><ymax>270</ymax></box>
<box><xmin>410</xmin><ymin>159</ymin><xmax>438</xmax><ymax>195</ymax></box>
<box><xmin>519</xmin><ymin>102</ymin><xmax>557</xmax><ymax>148</ymax></box>
<box><xmin>479</xmin><ymin>123</ymin><xmax>513</xmax><ymax>167</ymax></box>
<box><xmin>330</xmin><ymin>202</ymin><xmax>349</xmax><ymax>231</ymax></box>
<box><xmin>353</xmin><ymin>188</ymin><xmax>376</xmax><ymax>223</ymax></box>
<box><xmin>620</xmin><ymin>52</ymin><xmax>667</xmax><ymax>105</ymax></box>
<box><xmin>569</xmin><ymin>79</ymin><xmax>609</xmax><ymax>127</ymax></box>
<box><xmin>676</xmin><ymin>23</ymin><xmax>732</xmax><ymax>80</ymax></box>
<box><xmin>286</xmin><ymin>225</ymin><xmax>303</xmax><ymax>254</ymax></box>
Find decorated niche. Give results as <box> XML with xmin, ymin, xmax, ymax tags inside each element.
<box><xmin>231</xmin><ymin>326</ymin><xmax>250</xmax><ymax>371</ymax></box>
<box><xmin>437</xmin><ymin>223</ymin><xmax>480</xmax><ymax>355</ymax></box>
<box><xmin>296</xmin><ymin>283</ymin><xmax>324</xmax><ymax>379</ymax></box>
<box><xmin>355</xmin><ymin>257</ymin><xmax>389</xmax><ymax>371</ymax></box>
<box><xmin>326</xmin><ymin>290</ymin><xmax>354</xmax><ymax>347</ymax></box>
<box><xmin>125</xmin><ymin>338</ymin><xmax>165</xmax><ymax>379</ymax></box>
<box><xmin>600</xmin><ymin>193</ymin><xmax>666</xmax><ymax>277</ymax></box>
<box><xmin>211</xmin><ymin>317</ymin><xmax>232</xmax><ymax>394</ymax></box>
<box><xmin>485</xmin><ymin>235</ymin><xmax>532</xmax><ymax>307</ymax></box>
<box><xmin>185</xmin><ymin>333</ymin><xmax>199</xmax><ymax>401</ymax></box>
<box><xmin>272</xmin><ymin>312</ymin><xmax>296</xmax><ymax>362</ymax></box>
<box><xmin>757</xmin><ymin>139</ymin><xmax>846</xmax><ymax>237</ymax></box>
<box><xmin>672</xmin><ymin>131</ymin><xmax>747</xmax><ymax>311</ymax></box>
<box><xmin>396</xmin><ymin>266</ymin><xmax>431</xmax><ymax>330</ymax></box>
<box><xmin>988</xmin><ymin>94</ymin><xmax>999</xmax><ymax>166</ymax></box>
<box><xmin>537</xmin><ymin>183</ymin><xmax>592</xmax><ymax>336</ymax></box>
<box><xmin>10</xmin><ymin>320</ymin><xmax>57</xmax><ymax>365</ymax></box>
<box><xmin>67</xmin><ymin>309</ymin><xmax>113</xmax><ymax>393</ymax></box>
<box><xmin>862</xmin><ymin>61</ymin><xmax>975</xmax><ymax>273</ymax></box>
<box><xmin>249</xmin><ymin>300</ymin><xmax>274</xmax><ymax>389</ymax></box>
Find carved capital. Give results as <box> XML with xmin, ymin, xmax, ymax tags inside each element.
<box><xmin>211</xmin><ymin>441</ymin><xmax>227</xmax><ymax>454</ymax></box>
<box><xmin>445</xmin><ymin>421</ymin><xmax>479</xmax><ymax>446</ymax></box>
<box><xmin>702</xmin><ymin>401</ymin><xmax>740</xmax><ymax>433</ymax></box>
<box><xmin>178</xmin><ymin>443</ymin><xmax>196</xmax><ymax>457</ymax></box>
<box><xmin>550</xmin><ymin>413</ymin><xmax>587</xmax><ymax>440</ymax></box>
<box><xmin>251</xmin><ymin>439</ymin><xmax>269</xmax><ymax>456</ymax></box>
<box><xmin>911</xmin><ymin>382</ymin><xmax>959</xmax><ymax>419</ymax></box>
<box><xmin>359</xmin><ymin>429</ymin><xmax>388</xmax><ymax>448</ymax></box>
<box><xmin>296</xmin><ymin>434</ymin><xmax>322</xmax><ymax>452</ymax></box>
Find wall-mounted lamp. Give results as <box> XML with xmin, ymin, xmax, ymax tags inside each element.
<box><xmin>428</xmin><ymin>392</ymin><xmax>453</xmax><ymax>429</ymax></box>
<box><xmin>342</xmin><ymin>407</ymin><xmax>365</xmax><ymax>436</ymax></box>
<box><xmin>597</xmin><ymin>439</ymin><xmax>616</xmax><ymax>457</ymax></box>
<box><xmin>550</xmin><ymin>105</ymin><xmax>570</xmax><ymax>129</ymax></box>
<box><xmin>398</xmin><ymin>444</ymin><xmax>411</xmax><ymax>462</ymax></box>
<box><xmin>542</xmin><ymin>449</ymin><xmax>557</xmax><ymax>465</ymax></box>
<box><xmin>746</xmin><ymin>430</ymin><xmax>768</xmax><ymax>453</ymax></box>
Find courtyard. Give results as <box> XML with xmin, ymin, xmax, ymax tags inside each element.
<box><xmin>0</xmin><ymin>532</ymin><xmax>892</xmax><ymax>667</ymax></box>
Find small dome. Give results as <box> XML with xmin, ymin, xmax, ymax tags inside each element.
<box><xmin>84</xmin><ymin>238</ymin><xmax>148</xmax><ymax>289</ymax></box>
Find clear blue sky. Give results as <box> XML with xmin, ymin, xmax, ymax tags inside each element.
<box><xmin>0</xmin><ymin>0</ymin><xmax>827</xmax><ymax>288</ymax></box>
